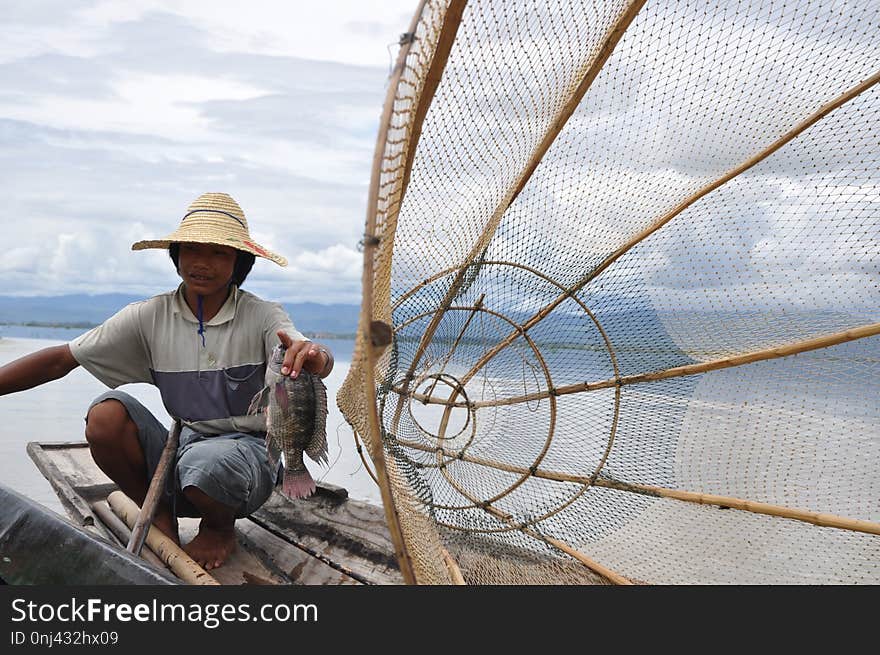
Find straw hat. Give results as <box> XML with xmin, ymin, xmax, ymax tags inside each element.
<box><xmin>131</xmin><ymin>192</ymin><xmax>287</xmax><ymax>266</ymax></box>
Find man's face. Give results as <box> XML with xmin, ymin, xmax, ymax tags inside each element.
<box><xmin>177</xmin><ymin>242</ymin><xmax>238</xmax><ymax>297</ymax></box>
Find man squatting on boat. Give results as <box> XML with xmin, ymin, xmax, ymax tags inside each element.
<box><xmin>0</xmin><ymin>192</ymin><xmax>334</xmax><ymax>570</ymax></box>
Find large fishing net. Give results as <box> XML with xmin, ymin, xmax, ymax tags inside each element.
<box><xmin>337</xmin><ymin>0</ymin><xmax>880</xmax><ymax>584</ymax></box>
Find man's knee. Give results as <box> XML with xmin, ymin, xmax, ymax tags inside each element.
<box><xmin>85</xmin><ymin>399</ymin><xmax>134</xmax><ymax>447</ymax></box>
<box><xmin>177</xmin><ymin>442</ymin><xmax>253</xmax><ymax>513</ymax></box>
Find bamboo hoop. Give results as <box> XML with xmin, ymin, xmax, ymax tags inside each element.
<box><xmin>108</xmin><ymin>491</ymin><xmax>220</xmax><ymax>585</ymax></box>
<box><xmin>390</xmin><ymin>290</ymin><xmax>623</xmax><ymax>515</ymax></box>
<box><xmin>422</xmin><ymin>293</ymin><xmax>485</xmax><ymax>400</ymax></box>
<box><xmin>398</xmin><ymin>303</ymin><xmax>560</xmax><ymax>510</ymax></box>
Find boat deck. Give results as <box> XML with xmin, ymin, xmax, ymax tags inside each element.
<box><xmin>27</xmin><ymin>441</ymin><xmax>403</xmax><ymax>585</ymax></box>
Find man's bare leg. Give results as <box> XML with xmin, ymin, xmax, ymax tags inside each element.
<box><xmin>85</xmin><ymin>400</ymin><xmax>179</xmax><ymax>543</ymax></box>
<box><xmin>180</xmin><ymin>486</ymin><xmax>237</xmax><ymax>570</ymax></box>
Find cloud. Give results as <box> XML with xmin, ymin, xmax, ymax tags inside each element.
<box><xmin>0</xmin><ymin>2</ymin><xmax>421</xmax><ymax>304</ymax></box>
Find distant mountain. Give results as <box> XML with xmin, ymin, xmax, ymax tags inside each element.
<box><xmin>0</xmin><ymin>294</ymin><xmax>360</xmax><ymax>337</ymax></box>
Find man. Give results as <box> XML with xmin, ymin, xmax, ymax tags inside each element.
<box><xmin>0</xmin><ymin>192</ymin><xmax>334</xmax><ymax>570</ymax></box>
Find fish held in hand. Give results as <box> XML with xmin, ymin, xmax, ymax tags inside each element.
<box><xmin>249</xmin><ymin>344</ymin><xmax>329</xmax><ymax>499</ymax></box>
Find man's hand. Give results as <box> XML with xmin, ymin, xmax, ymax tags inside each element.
<box><xmin>276</xmin><ymin>330</ymin><xmax>333</xmax><ymax>378</ymax></box>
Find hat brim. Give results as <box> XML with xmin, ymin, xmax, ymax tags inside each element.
<box><xmin>132</xmin><ymin>233</ymin><xmax>287</xmax><ymax>267</ymax></box>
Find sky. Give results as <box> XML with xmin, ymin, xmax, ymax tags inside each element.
<box><xmin>2</xmin><ymin>1</ymin><xmax>877</xmax><ymax>316</ymax></box>
<box><xmin>1</xmin><ymin>0</ymin><xmax>418</xmax><ymax>304</ymax></box>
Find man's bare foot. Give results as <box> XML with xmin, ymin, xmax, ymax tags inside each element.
<box><xmin>151</xmin><ymin>509</ymin><xmax>180</xmax><ymax>545</ymax></box>
<box><xmin>183</xmin><ymin>520</ymin><xmax>237</xmax><ymax>570</ymax></box>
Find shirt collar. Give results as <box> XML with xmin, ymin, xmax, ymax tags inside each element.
<box><xmin>173</xmin><ymin>283</ymin><xmax>239</xmax><ymax>326</ymax></box>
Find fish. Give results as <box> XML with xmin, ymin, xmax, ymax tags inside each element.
<box><xmin>249</xmin><ymin>343</ymin><xmax>329</xmax><ymax>499</ymax></box>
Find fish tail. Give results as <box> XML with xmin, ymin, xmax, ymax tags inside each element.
<box><xmin>281</xmin><ymin>466</ymin><xmax>316</xmax><ymax>500</ymax></box>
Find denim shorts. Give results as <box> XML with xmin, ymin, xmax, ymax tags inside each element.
<box><xmin>87</xmin><ymin>390</ymin><xmax>279</xmax><ymax>518</ymax></box>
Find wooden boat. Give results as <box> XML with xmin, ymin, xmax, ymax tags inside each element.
<box><xmin>9</xmin><ymin>440</ymin><xmax>403</xmax><ymax>585</ymax></box>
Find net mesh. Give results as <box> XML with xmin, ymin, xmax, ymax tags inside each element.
<box><xmin>338</xmin><ymin>0</ymin><xmax>880</xmax><ymax>584</ymax></box>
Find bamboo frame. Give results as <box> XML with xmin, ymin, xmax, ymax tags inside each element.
<box><xmin>455</xmin><ymin>69</ymin><xmax>880</xmax><ymax>387</ymax></box>
<box><xmin>423</xmin><ymin>293</ymin><xmax>485</xmax><ymax>401</ymax></box>
<box><xmin>394</xmin><ymin>440</ymin><xmax>880</xmax><ymax>537</ymax></box>
<box><xmin>390</xmin><ymin>267</ymin><xmax>624</xmax><ymax>513</ymax></box>
<box><xmin>390</xmin><ymin>0</ymin><xmax>647</xmax><ymax>427</ymax></box>
<box><xmin>361</xmin><ymin>1</ymin><xmax>880</xmax><ymax>585</ymax></box>
<box><xmin>399</xmin><ymin>303</ymin><xmax>560</xmax><ymax>508</ymax></box>
<box><xmin>358</xmin><ymin>0</ymin><xmax>437</xmax><ymax>586</ymax></box>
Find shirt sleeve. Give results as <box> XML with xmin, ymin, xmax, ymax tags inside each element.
<box><xmin>69</xmin><ymin>302</ymin><xmax>153</xmax><ymax>388</ymax></box>
<box><xmin>262</xmin><ymin>301</ymin><xmax>309</xmax><ymax>359</ymax></box>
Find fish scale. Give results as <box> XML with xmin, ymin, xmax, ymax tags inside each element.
<box><xmin>250</xmin><ymin>344</ymin><xmax>328</xmax><ymax>499</ymax></box>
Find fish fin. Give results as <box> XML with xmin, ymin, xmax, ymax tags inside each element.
<box><xmin>274</xmin><ymin>380</ymin><xmax>289</xmax><ymax>412</ymax></box>
<box><xmin>306</xmin><ymin>376</ymin><xmax>329</xmax><ymax>466</ymax></box>
<box><xmin>247</xmin><ymin>385</ymin><xmax>271</xmax><ymax>416</ymax></box>
<box><xmin>281</xmin><ymin>466</ymin><xmax>316</xmax><ymax>500</ymax></box>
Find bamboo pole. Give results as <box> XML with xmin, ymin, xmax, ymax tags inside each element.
<box><xmin>394</xmin><ymin>439</ymin><xmax>880</xmax><ymax>537</ymax></box>
<box><xmin>127</xmin><ymin>419</ymin><xmax>181</xmax><ymax>556</ymax></box>
<box><xmin>108</xmin><ymin>491</ymin><xmax>220</xmax><ymax>585</ymax></box>
<box><xmin>595</xmin><ymin>478</ymin><xmax>880</xmax><ymax>536</ymax></box>
<box><xmin>358</xmin><ymin>0</ymin><xmax>439</xmax><ymax>586</ymax></box>
<box><xmin>454</xmin><ymin>69</ymin><xmax>880</xmax><ymax>390</ymax></box>
<box><xmin>440</xmin><ymin>547</ymin><xmax>467</xmax><ymax>585</ymax></box>
<box><xmin>539</xmin><ymin>534</ymin><xmax>632</xmax><ymax>585</ymax></box>
<box><xmin>91</xmin><ymin>500</ymin><xmax>168</xmax><ymax>571</ymax></box>
<box><xmin>407</xmin><ymin>321</ymin><xmax>880</xmax><ymax>409</ymax></box>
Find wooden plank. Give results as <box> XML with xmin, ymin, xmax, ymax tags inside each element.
<box><xmin>235</xmin><ymin>521</ymin><xmax>360</xmax><ymax>585</ymax></box>
<box><xmin>26</xmin><ymin>442</ymin><xmax>116</xmax><ymax>544</ymax></box>
<box><xmin>169</xmin><ymin>517</ymin><xmax>289</xmax><ymax>586</ymax></box>
<box><xmin>248</xmin><ymin>491</ymin><xmax>403</xmax><ymax>585</ymax></box>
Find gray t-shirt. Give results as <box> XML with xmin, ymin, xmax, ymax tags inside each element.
<box><xmin>69</xmin><ymin>284</ymin><xmax>307</xmax><ymax>434</ymax></box>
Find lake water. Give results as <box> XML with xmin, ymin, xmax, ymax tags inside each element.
<box><xmin>0</xmin><ymin>329</ymin><xmax>381</xmax><ymax>515</ymax></box>
<box><xmin>2</xmin><ymin>321</ymin><xmax>878</xmax><ymax>583</ymax></box>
